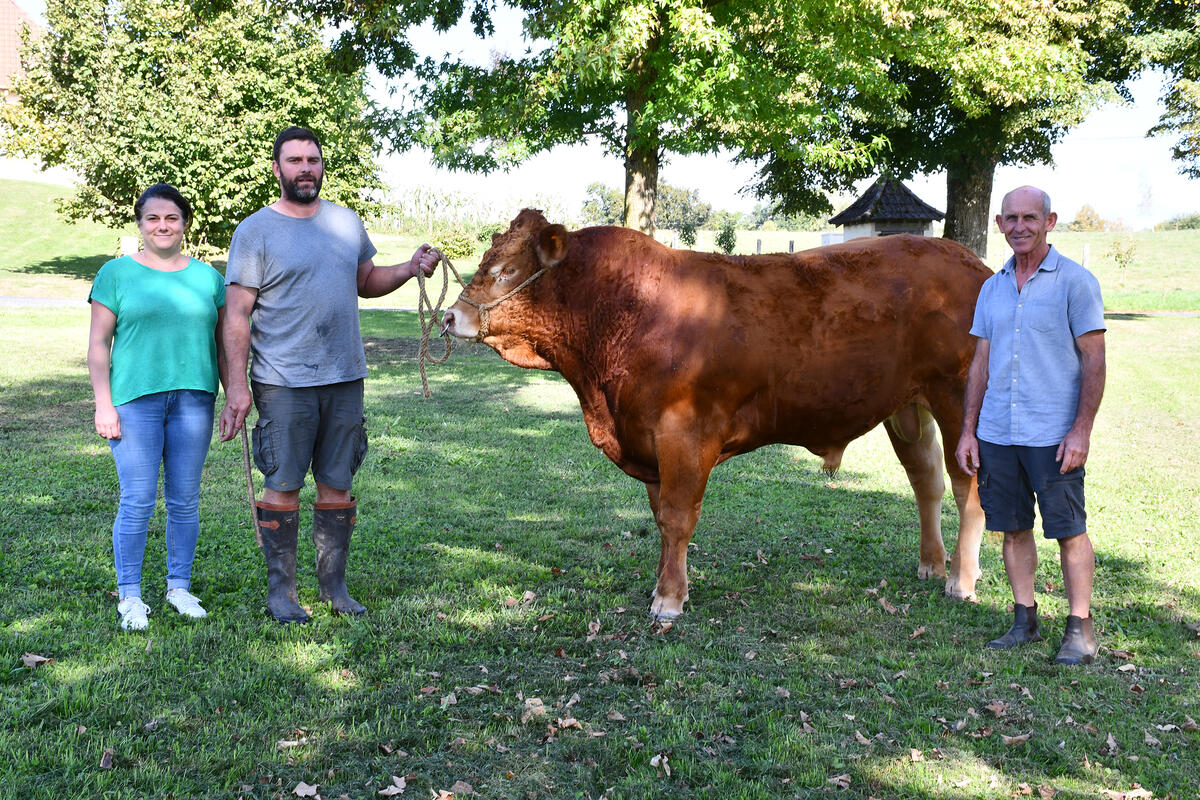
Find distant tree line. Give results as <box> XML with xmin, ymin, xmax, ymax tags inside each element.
<box><xmin>580</xmin><ymin>182</ymin><xmax>833</xmax><ymax>233</ymax></box>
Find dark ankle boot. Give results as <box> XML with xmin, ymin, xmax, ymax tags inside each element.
<box><xmin>986</xmin><ymin>603</ymin><xmax>1043</xmax><ymax>649</ymax></box>
<box><xmin>257</xmin><ymin>503</ymin><xmax>309</xmax><ymax>624</ymax></box>
<box><xmin>313</xmin><ymin>500</ymin><xmax>367</xmax><ymax>616</ymax></box>
<box><xmin>1054</xmin><ymin>615</ymin><xmax>1098</xmax><ymax>665</ymax></box>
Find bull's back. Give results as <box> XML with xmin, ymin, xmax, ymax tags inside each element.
<box><xmin>624</xmin><ymin>235</ymin><xmax>988</xmax><ymax>452</ymax></box>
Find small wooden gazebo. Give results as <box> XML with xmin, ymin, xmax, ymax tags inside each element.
<box><xmin>828</xmin><ymin>178</ymin><xmax>944</xmax><ymax>241</ymax></box>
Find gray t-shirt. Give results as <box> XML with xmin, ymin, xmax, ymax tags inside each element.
<box><xmin>226</xmin><ymin>200</ymin><xmax>377</xmax><ymax>387</ymax></box>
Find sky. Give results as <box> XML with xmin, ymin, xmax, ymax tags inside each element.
<box><xmin>9</xmin><ymin>0</ymin><xmax>1198</xmax><ymax>230</ymax></box>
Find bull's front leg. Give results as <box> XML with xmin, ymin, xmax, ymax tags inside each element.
<box><xmin>646</xmin><ymin>429</ymin><xmax>720</xmax><ymax>621</ymax></box>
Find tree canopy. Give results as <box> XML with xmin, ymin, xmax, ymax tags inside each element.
<box><xmin>750</xmin><ymin>0</ymin><xmax>1130</xmax><ymax>255</ymax></box>
<box><xmin>2</xmin><ymin>0</ymin><xmax>381</xmax><ymax>252</ymax></box>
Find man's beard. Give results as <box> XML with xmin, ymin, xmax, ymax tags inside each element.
<box><xmin>282</xmin><ymin>172</ymin><xmax>323</xmax><ymax>204</ymax></box>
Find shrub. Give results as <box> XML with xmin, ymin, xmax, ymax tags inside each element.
<box><xmin>679</xmin><ymin>224</ymin><xmax>698</xmax><ymax>248</ymax></box>
<box><xmin>433</xmin><ymin>226</ymin><xmax>476</xmax><ymax>260</ymax></box>
<box><xmin>1156</xmin><ymin>212</ymin><xmax>1200</xmax><ymax>230</ymax></box>
<box><xmin>1108</xmin><ymin>238</ymin><xmax>1136</xmax><ymax>271</ymax></box>
<box><xmin>716</xmin><ymin>221</ymin><xmax>738</xmax><ymax>254</ymax></box>
<box><xmin>476</xmin><ymin>221</ymin><xmax>507</xmax><ymax>244</ymax></box>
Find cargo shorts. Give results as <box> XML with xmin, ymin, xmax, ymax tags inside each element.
<box><xmin>976</xmin><ymin>439</ymin><xmax>1087</xmax><ymax>539</ymax></box>
<box><xmin>250</xmin><ymin>379</ymin><xmax>368</xmax><ymax>492</ymax></box>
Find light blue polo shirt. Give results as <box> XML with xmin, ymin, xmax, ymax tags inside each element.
<box><xmin>971</xmin><ymin>245</ymin><xmax>1105</xmax><ymax>447</ymax></box>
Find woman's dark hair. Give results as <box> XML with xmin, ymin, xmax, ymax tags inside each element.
<box><xmin>134</xmin><ymin>184</ymin><xmax>193</xmax><ymax>228</ymax></box>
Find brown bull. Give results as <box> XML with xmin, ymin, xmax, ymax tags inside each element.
<box><xmin>442</xmin><ymin>209</ymin><xmax>990</xmax><ymax>620</ymax></box>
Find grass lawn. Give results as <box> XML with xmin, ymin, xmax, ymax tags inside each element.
<box><xmin>1</xmin><ymin>302</ymin><xmax>1198</xmax><ymax>799</ymax></box>
<box><xmin>2</xmin><ymin>178</ymin><xmax>1198</xmax><ymax>313</ymax></box>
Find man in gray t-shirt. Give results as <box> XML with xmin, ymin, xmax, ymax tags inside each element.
<box><xmin>218</xmin><ymin>125</ymin><xmax>438</xmax><ymax>624</ymax></box>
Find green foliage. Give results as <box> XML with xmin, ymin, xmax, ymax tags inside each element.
<box><xmin>1108</xmin><ymin>237</ymin><xmax>1137</xmax><ymax>270</ymax></box>
<box><xmin>677</xmin><ymin>223</ymin><xmax>698</xmax><ymax>247</ymax></box>
<box><xmin>715</xmin><ymin>220</ymin><xmax>737</xmax><ymax>254</ymax></box>
<box><xmin>1139</xmin><ymin>1</ymin><xmax>1200</xmax><ymax>176</ymax></box>
<box><xmin>0</xmin><ymin>0</ymin><xmax>381</xmax><ymax>254</ymax></box>
<box><xmin>656</xmin><ymin>183</ymin><xmax>711</xmax><ymax>231</ymax></box>
<box><xmin>476</xmin><ymin>221</ymin><xmax>507</xmax><ymax>244</ymax></box>
<box><xmin>1068</xmin><ymin>204</ymin><xmax>1111</xmax><ymax>232</ymax></box>
<box><xmin>1156</xmin><ymin>212</ymin><xmax>1200</xmax><ymax>230</ymax></box>
<box><xmin>432</xmin><ymin>225</ymin><xmax>476</xmax><ymax>260</ymax></box>
<box><xmin>580</xmin><ymin>182</ymin><xmax>624</xmax><ymax>226</ymax></box>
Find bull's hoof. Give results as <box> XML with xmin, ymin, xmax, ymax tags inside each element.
<box><xmin>943</xmin><ymin>577</ymin><xmax>980</xmax><ymax>603</ymax></box>
<box><xmin>649</xmin><ymin>593</ymin><xmax>686</xmax><ymax>621</ymax></box>
<box><xmin>916</xmin><ymin>561</ymin><xmax>947</xmax><ymax>581</ymax></box>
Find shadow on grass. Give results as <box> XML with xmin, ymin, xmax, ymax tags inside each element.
<box><xmin>2</xmin><ymin>339</ymin><xmax>1198</xmax><ymax>799</ymax></box>
<box><xmin>16</xmin><ymin>253</ymin><xmax>111</xmax><ymax>281</ymax></box>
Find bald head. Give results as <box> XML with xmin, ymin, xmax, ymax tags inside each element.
<box><xmin>996</xmin><ymin>185</ymin><xmax>1057</xmax><ymax>263</ymax></box>
<box><xmin>1001</xmin><ymin>186</ymin><xmax>1051</xmax><ymax>218</ymax></box>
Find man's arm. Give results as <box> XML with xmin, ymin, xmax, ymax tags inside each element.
<box><xmin>1056</xmin><ymin>330</ymin><xmax>1105</xmax><ymax>473</ymax></box>
<box><xmin>954</xmin><ymin>336</ymin><xmax>990</xmax><ymax>476</ymax></box>
<box><xmin>356</xmin><ymin>244</ymin><xmax>439</xmax><ymax>298</ymax></box>
<box><xmin>217</xmin><ymin>284</ymin><xmax>258</xmax><ymax>442</ymax></box>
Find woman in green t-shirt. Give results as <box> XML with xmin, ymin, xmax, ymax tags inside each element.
<box><xmin>87</xmin><ymin>184</ymin><xmax>227</xmax><ymax>631</ymax></box>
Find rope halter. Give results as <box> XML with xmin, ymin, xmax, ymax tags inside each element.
<box><xmin>453</xmin><ymin>265</ymin><xmax>552</xmax><ymax>341</ymax></box>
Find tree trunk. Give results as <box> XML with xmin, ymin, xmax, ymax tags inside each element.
<box><xmin>622</xmin><ymin>35</ymin><xmax>660</xmax><ymax>235</ymax></box>
<box><xmin>624</xmin><ymin>123</ymin><xmax>658</xmax><ymax>235</ymax></box>
<box><xmin>943</xmin><ymin>151</ymin><xmax>998</xmax><ymax>259</ymax></box>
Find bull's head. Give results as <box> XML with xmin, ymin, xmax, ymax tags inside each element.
<box><xmin>441</xmin><ymin>209</ymin><xmax>569</xmax><ymax>359</ymax></box>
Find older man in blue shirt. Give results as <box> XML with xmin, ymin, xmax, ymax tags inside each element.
<box><xmin>955</xmin><ymin>185</ymin><xmax>1107</xmax><ymax>665</ymax></box>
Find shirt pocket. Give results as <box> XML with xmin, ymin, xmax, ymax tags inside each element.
<box><xmin>1025</xmin><ymin>299</ymin><xmax>1063</xmax><ymax>333</ymax></box>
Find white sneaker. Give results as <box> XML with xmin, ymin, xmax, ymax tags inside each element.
<box><xmin>166</xmin><ymin>588</ymin><xmax>207</xmax><ymax>619</ymax></box>
<box><xmin>118</xmin><ymin>597</ymin><xmax>151</xmax><ymax>631</ymax></box>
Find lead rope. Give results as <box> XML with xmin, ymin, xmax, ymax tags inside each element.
<box><xmin>241</xmin><ymin>426</ymin><xmax>262</xmax><ymax>548</ymax></box>
<box><xmin>415</xmin><ymin>248</ymin><xmax>471</xmax><ymax>398</ymax></box>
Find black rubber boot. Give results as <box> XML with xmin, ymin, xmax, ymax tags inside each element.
<box><xmin>1054</xmin><ymin>615</ymin><xmax>1098</xmax><ymax>665</ymax></box>
<box><xmin>257</xmin><ymin>503</ymin><xmax>309</xmax><ymax>624</ymax></box>
<box><xmin>986</xmin><ymin>603</ymin><xmax>1043</xmax><ymax>649</ymax></box>
<box><xmin>313</xmin><ymin>500</ymin><xmax>367</xmax><ymax>616</ymax></box>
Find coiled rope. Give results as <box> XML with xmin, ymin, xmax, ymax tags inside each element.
<box><xmin>414</xmin><ymin>248</ymin><xmax>470</xmax><ymax>398</ymax></box>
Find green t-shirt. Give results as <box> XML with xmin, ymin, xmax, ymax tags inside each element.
<box><xmin>89</xmin><ymin>255</ymin><xmax>226</xmax><ymax>406</ymax></box>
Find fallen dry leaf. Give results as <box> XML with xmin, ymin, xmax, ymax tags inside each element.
<box><xmin>854</xmin><ymin>730</ymin><xmax>870</xmax><ymax>745</ymax></box>
<box><xmin>1144</xmin><ymin>731</ymin><xmax>1161</xmax><ymax>747</ymax></box>
<box><xmin>909</xmin><ymin>748</ymin><xmax>924</xmax><ymax>762</ymax></box>
<box><xmin>293</xmin><ymin>782</ymin><xmax>319</xmax><ymax>797</ymax></box>
<box><xmin>1103</xmin><ymin>732</ymin><xmax>1119</xmax><ymax>755</ymax></box>
<box><xmin>441</xmin><ymin>692</ymin><xmax>457</xmax><ymax>708</ymax></box>
<box><xmin>1038</xmin><ymin>783</ymin><xmax>1056</xmax><ymax>798</ymax></box>
<box><xmin>1117</xmin><ymin>663</ymin><xmax>1137</xmax><ymax>673</ymax></box>
<box><xmin>650</xmin><ymin>752</ymin><xmax>671</xmax><ymax>777</ymax></box>
<box><xmin>1015</xmin><ymin>783</ymin><xmax>1033</xmax><ymax>796</ymax></box>
<box><xmin>99</xmin><ymin>748</ymin><xmax>114</xmax><ymax>770</ymax></box>
<box><xmin>377</xmin><ymin>775</ymin><xmax>406</xmax><ymax>796</ymax></box>
<box><xmin>909</xmin><ymin>626</ymin><xmax>926</xmax><ymax>640</ymax></box>
<box><xmin>20</xmin><ymin>653</ymin><xmax>53</xmax><ymax>669</ymax></box>
<box><xmin>450</xmin><ymin>780</ymin><xmax>475</xmax><ymax>795</ymax></box>
<box><xmin>827</xmin><ymin>773</ymin><xmax>851</xmax><ymax>789</ymax></box>
<box><xmin>776</xmin><ymin>687</ymin><xmax>791</xmax><ymax>698</ymax></box>
<box><xmin>1182</xmin><ymin>716</ymin><xmax>1199</xmax><ymax>732</ymax></box>
<box><xmin>606</xmin><ymin>710</ymin><xmax>627</xmax><ymax>721</ymax></box>
<box><xmin>985</xmin><ymin>700</ymin><xmax>1008</xmax><ymax>717</ymax></box>
<box><xmin>557</xmin><ymin>717</ymin><xmax>583</xmax><ymax>730</ymax></box>
<box><xmin>277</xmin><ymin>737</ymin><xmax>308</xmax><ymax>750</ymax></box>
<box><xmin>1001</xmin><ymin>732</ymin><xmax>1032</xmax><ymax>746</ymax></box>
<box><xmin>879</xmin><ymin>597</ymin><xmax>898</xmax><ymax>614</ymax></box>
<box><xmin>521</xmin><ymin>697</ymin><xmax>546</xmax><ymax>724</ymax></box>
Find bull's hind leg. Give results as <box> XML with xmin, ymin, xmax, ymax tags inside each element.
<box><xmin>884</xmin><ymin>404</ymin><xmax>948</xmax><ymax>581</ymax></box>
<box><xmin>927</xmin><ymin>389</ymin><xmax>985</xmax><ymax>602</ymax></box>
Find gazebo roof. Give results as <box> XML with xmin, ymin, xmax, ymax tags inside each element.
<box><xmin>828</xmin><ymin>178</ymin><xmax>945</xmax><ymax>225</ymax></box>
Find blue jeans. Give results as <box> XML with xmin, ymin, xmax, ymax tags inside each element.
<box><xmin>109</xmin><ymin>390</ymin><xmax>215</xmax><ymax>600</ymax></box>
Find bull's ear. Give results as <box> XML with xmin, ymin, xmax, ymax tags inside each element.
<box><xmin>536</xmin><ymin>224</ymin><xmax>569</xmax><ymax>268</ymax></box>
